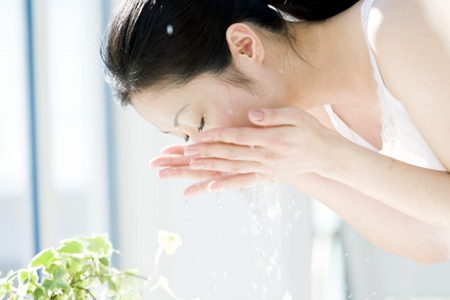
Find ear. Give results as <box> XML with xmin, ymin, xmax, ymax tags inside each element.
<box><xmin>226</xmin><ymin>23</ymin><xmax>265</xmax><ymax>63</ymax></box>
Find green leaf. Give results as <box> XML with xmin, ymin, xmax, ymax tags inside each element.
<box><xmin>41</xmin><ymin>266</ymin><xmax>70</xmax><ymax>291</ymax></box>
<box><xmin>57</xmin><ymin>240</ymin><xmax>82</xmax><ymax>254</ymax></box>
<box><xmin>79</xmin><ymin>235</ymin><xmax>112</xmax><ymax>256</ymax></box>
<box><xmin>106</xmin><ymin>277</ymin><xmax>117</xmax><ymax>292</ymax></box>
<box><xmin>0</xmin><ymin>286</ymin><xmax>7</xmax><ymax>300</ymax></box>
<box><xmin>68</xmin><ymin>257</ymin><xmax>84</xmax><ymax>272</ymax></box>
<box><xmin>124</xmin><ymin>269</ymin><xmax>139</xmax><ymax>276</ymax></box>
<box><xmin>18</xmin><ymin>270</ymin><xmax>30</xmax><ymax>285</ymax></box>
<box><xmin>45</xmin><ymin>262</ymin><xmax>62</xmax><ymax>276</ymax></box>
<box><xmin>33</xmin><ymin>287</ymin><xmax>46</xmax><ymax>300</ymax></box>
<box><xmin>30</xmin><ymin>249</ymin><xmax>55</xmax><ymax>269</ymax></box>
<box><xmin>99</xmin><ymin>257</ymin><xmax>109</xmax><ymax>267</ymax></box>
<box><xmin>158</xmin><ymin>230</ymin><xmax>182</xmax><ymax>255</ymax></box>
<box><xmin>0</xmin><ymin>282</ymin><xmax>12</xmax><ymax>298</ymax></box>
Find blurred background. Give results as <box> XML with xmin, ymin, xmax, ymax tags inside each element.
<box><xmin>1</xmin><ymin>0</ymin><xmax>450</xmax><ymax>299</ymax></box>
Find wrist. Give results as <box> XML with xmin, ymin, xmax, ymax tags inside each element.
<box><xmin>316</xmin><ymin>131</ymin><xmax>351</xmax><ymax>180</ymax></box>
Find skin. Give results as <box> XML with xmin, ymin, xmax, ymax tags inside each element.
<box><xmin>131</xmin><ymin>0</ymin><xmax>379</xmax><ymax>194</ymax></box>
<box><xmin>130</xmin><ymin>0</ymin><xmax>450</xmax><ymax>264</ymax></box>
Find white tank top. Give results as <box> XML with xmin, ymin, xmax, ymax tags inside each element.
<box><xmin>324</xmin><ymin>0</ymin><xmax>447</xmax><ymax>172</ymax></box>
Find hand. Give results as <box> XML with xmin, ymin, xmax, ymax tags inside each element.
<box><xmin>150</xmin><ymin>107</ymin><xmax>347</xmax><ymax>198</ymax></box>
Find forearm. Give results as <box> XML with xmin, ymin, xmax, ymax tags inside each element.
<box><xmin>292</xmin><ymin>172</ymin><xmax>450</xmax><ymax>264</ymax></box>
<box><xmin>321</xmin><ymin>141</ymin><xmax>450</xmax><ymax>231</ymax></box>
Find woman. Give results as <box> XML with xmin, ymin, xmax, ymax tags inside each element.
<box><xmin>101</xmin><ymin>0</ymin><xmax>450</xmax><ymax>265</ymax></box>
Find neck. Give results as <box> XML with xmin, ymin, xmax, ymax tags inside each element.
<box><xmin>280</xmin><ymin>1</ymin><xmax>377</xmax><ymax>111</ymax></box>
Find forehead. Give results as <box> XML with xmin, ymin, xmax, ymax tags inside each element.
<box><xmin>129</xmin><ymin>75</ymin><xmax>230</xmax><ymax>107</ymax></box>
<box><xmin>128</xmin><ymin>76</ymin><xmax>232</xmax><ymax>128</ymax></box>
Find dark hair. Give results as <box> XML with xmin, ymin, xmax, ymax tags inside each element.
<box><xmin>100</xmin><ymin>0</ymin><xmax>358</xmax><ymax>106</ymax></box>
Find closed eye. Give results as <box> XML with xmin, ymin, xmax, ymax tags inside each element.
<box><xmin>184</xmin><ymin>116</ymin><xmax>205</xmax><ymax>142</ymax></box>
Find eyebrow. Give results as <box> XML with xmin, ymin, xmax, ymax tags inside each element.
<box><xmin>160</xmin><ymin>103</ymin><xmax>189</xmax><ymax>134</ymax></box>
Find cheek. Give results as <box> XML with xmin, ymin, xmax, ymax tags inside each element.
<box><xmin>209</xmin><ymin>98</ymin><xmax>258</xmax><ymax>129</ymax></box>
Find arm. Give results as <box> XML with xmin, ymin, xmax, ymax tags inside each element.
<box><xmin>321</xmin><ymin>141</ymin><xmax>450</xmax><ymax>233</ymax></box>
<box><xmin>292</xmin><ymin>171</ymin><xmax>450</xmax><ymax>265</ymax></box>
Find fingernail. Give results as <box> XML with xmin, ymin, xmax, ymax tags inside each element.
<box><xmin>208</xmin><ymin>181</ymin><xmax>223</xmax><ymax>192</ymax></box>
<box><xmin>184</xmin><ymin>147</ymin><xmax>199</xmax><ymax>156</ymax></box>
<box><xmin>190</xmin><ymin>161</ymin><xmax>205</xmax><ymax>170</ymax></box>
<box><xmin>157</xmin><ymin>170</ymin><xmax>167</xmax><ymax>179</ymax></box>
<box><xmin>201</xmin><ymin>134</ymin><xmax>213</xmax><ymax>141</ymax></box>
<box><xmin>250</xmin><ymin>110</ymin><xmax>264</xmax><ymax>121</ymax></box>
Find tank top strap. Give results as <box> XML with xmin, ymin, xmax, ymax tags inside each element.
<box><xmin>361</xmin><ymin>0</ymin><xmax>398</xmax><ymax>152</ymax></box>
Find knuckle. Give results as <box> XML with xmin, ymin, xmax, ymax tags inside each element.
<box><xmin>232</xmin><ymin>163</ymin><xmax>242</xmax><ymax>172</ymax></box>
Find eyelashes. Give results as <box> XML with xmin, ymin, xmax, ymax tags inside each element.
<box><xmin>185</xmin><ymin>116</ymin><xmax>205</xmax><ymax>142</ymax></box>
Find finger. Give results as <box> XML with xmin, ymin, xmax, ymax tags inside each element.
<box><xmin>150</xmin><ymin>155</ymin><xmax>200</xmax><ymax>168</ymax></box>
<box><xmin>248</xmin><ymin>107</ymin><xmax>305</xmax><ymax>127</ymax></box>
<box><xmin>183</xmin><ymin>173</ymin><xmax>258</xmax><ymax>198</ymax></box>
<box><xmin>199</xmin><ymin>127</ymin><xmax>274</xmax><ymax>146</ymax></box>
<box><xmin>158</xmin><ymin>166</ymin><xmax>223</xmax><ymax>180</ymax></box>
<box><xmin>207</xmin><ymin>172</ymin><xmax>262</xmax><ymax>191</ymax></box>
<box><xmin>189</xmin><ymin>157</ymin><xmax>262</xmax><ymax>174</ymax></box>
<box><xmin>160</xmin><ymin>144</ymin><xmax>190</xmax><ymax>155</ymax></box>
<box><xmin>184</xmin><ymin>143</ymin><xmax>263</xmax><ymax>162</ymax></box>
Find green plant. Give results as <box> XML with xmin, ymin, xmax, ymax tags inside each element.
<box><xmin>0</xmin><ymin>231</ymin><xmax>199</xmax><ymax>300</ymax></box>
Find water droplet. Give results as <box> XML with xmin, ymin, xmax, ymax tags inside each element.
<box><xmin>167</xmin><ymin>24</ymin><xmax>173</xmax><ymax>35</ymax></box>
<box><xmin>372</xmin><ymin>292</ymin><xmax>377</xmax><ymax>295</ymax></box>
<box><xmin>276</xmin><ymin>267</ymin><xmax>282</xmax><ymax>282</ymax></box>
<box><xmin>183</xmin><ymin>198</ymin><xmax>188</xmax><ymax>208</ymax></box>
<box><xmin>348</xmin><ymin>295</ymin><xmax>353</xmax><ymax>299</ymax></box>
<box><xmin>211</xmin><ymin>271</ymin><xmax>216</xmax><ymax>279</ymax></box>
<box><xmin>251</xmin><ymin>281</ymin><xmax>257</xmax><ymax>291</ymax></box>
<box><xmin>262</xmin><ymin>285</ymin><xmax>268</xmax><ymax>293</ymax></box>
<box><xmin>250</xmin><ymin>145</ymin><xmax>255</xmax><ymax>151</ymax></box>
<box><xmin>282</xmin><ymin>290</ymin><xmax>292</xmax><ymax>300</ymax></box>
<box><xmin>344</xmin><ymin>253</ymin><xmax>349</xmax><ymax>256</ymax></box>
<box><xmin>294</xmin><ymin>210</ymin><xmax>301</xmax><ymax>218</ymax></box>
<box><xmin>213</xmin><ymin>284</ymin><xmax>217</xmax><ymax>292</ymax></box>
<box><xmin>286</xmin><ymin>223</ymin><xmax>293</xmax><ymax>237</ymax></box>
<box><xmin>221</xmin><ymin>269</ymin><xmax>227</xmax><ymax>279</ymax></box>
<box><xmin>279</xmin><ymin>69</ymin><xmax>284</xmax><ymax>74</ymax></box>
<box><xmin>213</xmin><ymin>232</ymin><xmax>221</xmax><ymax>241</ymax></box>
<box><xmin>365</xmin><ymin>258</ymin><xmax>370</xmax><ymax>261</ymax></box>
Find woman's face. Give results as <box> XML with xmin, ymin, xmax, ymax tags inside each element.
<box><xmin>130</xmin><ymin>72</ymin><xmax>287</xmax><ymax>144</ymax></box>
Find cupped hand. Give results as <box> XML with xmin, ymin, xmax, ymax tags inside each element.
<box><xmin>149</xmin><ymin>143</ymin><xmax>269</xmax><ymax>198</ymax></box>
<box><xmin>150</xmin><ymin>107</ymin><xmax>346</xmax><ymax>198</ymax></box>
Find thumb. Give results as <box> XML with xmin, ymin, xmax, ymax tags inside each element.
<box><xmin>248</xmin><ymin>107</ymin><xmax>304</xmax><ymax>127</ymax></box>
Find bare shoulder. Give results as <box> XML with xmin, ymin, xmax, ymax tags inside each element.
<box><xmin>368</xmin><ymin>0</ymin><xmax>450</xmax><ymax>50</ymax></box>
<box><xmin>365</xmin><ymin>0</ymin><xmax>450</xmax><ymax>172</ymax></box>
<box><xmin>365</xmin><ymin>0</ymin><xmax>450</xmax><ymax>100</ymax></box>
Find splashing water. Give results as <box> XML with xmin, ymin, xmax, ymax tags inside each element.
<box><xmin>285</xmin><ymin>223</ymin><xmax>293</xmax><ymax>237</ymax></box>
<box><xmin>238</xmin><ymin>173</ymin><xmax>286</xmax><ymax>298</ymax></box>
<box><xmin>282</xmin><ymin>290</ymin><xmax>292</xmax><ymax>300</ymax></box>
<box><xmin>216</xmin><ymin>191</ymin><xmax>223</xmax><ymax>219</ymax></box>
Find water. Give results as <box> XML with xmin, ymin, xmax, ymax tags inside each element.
<box><xmin>238</xmin><ymin>173</ymin><xmax>287</xmax><ymax>298</ymax></box>
<box><xmin>216</xmin><ymin>191</ymin><xmax>223</xmax><ymax>219</ymax></box>
<box><xmin>282</xmin><ymin>290</ymin><xmax>292</xmax><ymax>300</ymax></box>
<box><xmin>167</xmin><ymin>25</ymin><xmax>173</xmax><ymax>35</ymax></box>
